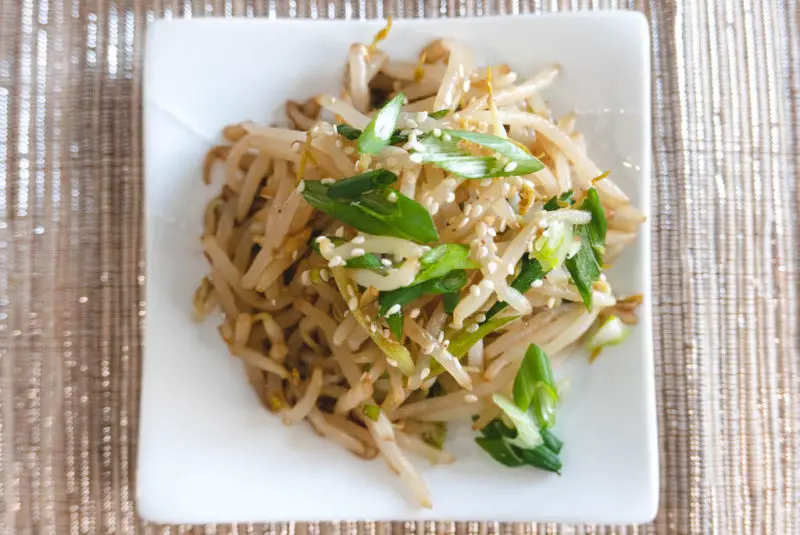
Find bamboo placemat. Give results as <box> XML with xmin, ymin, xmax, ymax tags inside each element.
<box><xmin>0</xmin><ymin>0</ymin><xmax>797</xmax><ymax>533</ymax></box>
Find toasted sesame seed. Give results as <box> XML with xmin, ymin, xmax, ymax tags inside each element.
<box><xmin>386</xmin><ymin>304</ymin><xmax>402</xmax><ymax>316</ymax></box>
<box><xmin>387</xmin><ymin>191</ymin><xmax>398</xmax><ymax>203</ymax></box>
<box><xmin>351</xmin><ymin>248</ymin><xmax>366</xmax><ymax>257</ymax></box>
<box><xmin>422</xmin><ymin>344</ymin><xmax>435</xmax><ymax>355</ymax></box>
<box><xmin>320</xmin><ymin>269</ymin><xmax>330</xmax><ymax>282</ymax></box>
<box><xmin>351</xmin><ymin>235</ymin><xmax>365</xmax><ymax>244</ymax></box>
<box><xmin>334</xmin><ymin>227</ymin><xmax>345</xmax><ymax>238</ymax></box>
<box><xmin>463</xmin><ymin>203</ymin><xmax>473</xmax><ymax>216</ymax></box>
<box><xmin>374</xmin><ymin>162</ymin><xmax>384</xmax><ymax>169</ymax></box>
<box><xmin>301</xmin><ymin>270</ymin><xmax>311</xmax><ymax>286</ymax></box>
<box><xmin>466</xmin><ymin>323</ymin><xmax>479</xmax><ymax>333</ymax></box>
<box><xmin>531</xmin><ymin>279</ymin><xmax>543</xmax><ymax>288</ymax></box>
<box><xmin>380</xmin><ymin>258</ymin><xmax>393</xmax><ymax>267</ymax></box>
<box><xmin>370</xmin><ymin>322</ymin><xmax>378</xmax><ymax>333</ymax></box>
<box><xmin>487</xmin><ymin>262</ymin><xmax>498</xmax><ymax>274</ymax></box>
<box><xmin>349</xmin><ymin>297</ymin><xmax>358</xmax><ymax>310</ymax></box>
<box><xmin>599</xmin><ymin>273</ymin><xmax>607</xmax><ymax>282</ymax></box>
<box><xmin>335</xmin><ymin>139</ymin><xmax>343</xmax><ymax>148</ymax></box>
<box><xmin>504</xmin><ymin>161</ymin><xmax>518</xmax><ymax>173</ymax></box>
<box><xmin>409</xmin><ymin>308</ymin><xmax>421</xmax><ymax>319</ymax></box>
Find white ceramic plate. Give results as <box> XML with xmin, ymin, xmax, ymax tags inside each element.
<box><xmin>139</xmin><ymin>12</ymin><xmax>656</xmax><ymax>525</ymax></box>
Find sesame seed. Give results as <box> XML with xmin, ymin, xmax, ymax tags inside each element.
<box><xmin>464</xmin><ymin>394</ymin><xmax>479</xmax><ymax>402</ymax></box>
<box><xmin>386</xmin><ymin>304</ymin><xmax>402</xmax><ymax>316</ymax></box>
<box><xmin>432</xmin><ymin>128</ymin><xmax>442</xmax><ymax>137</ymax></box>
<box><xmin>487</xmin><ymin>228</ymin><xmax>497</xmax><ymax>237</ymax></box>
<box><xmin>334</xmin><ymin>227</ymin><xmax>345</xmax><ymax>238</ymax></box>
<box><xmin>442</xmin><ymin>133</ymin><xmax>452</xmax><ymax>142</ymax></box>
<box><xmin>301</xmin><ymin>270</ymin><xmax>311</xmax><ymax>286</ymax></box>
<box><xmin>469</xmin><ymin>285</ymin><xmax>481</xmax><ymax>297</ymax></box>
<box><xmin>383</xmin><ymin>328</ymin><xmax>391</xmax><ymax>338</ymax></box>
<box><xmin>320</xmin><ymin>269</ymin><xmax>330</xmax><ymax>282</ymax></box>
<box><xmin>292</xmin><ymin>250</ymin><xmax>299</xmax><ymax>260</ymax></box>
<box><xmin>458</xmin><ymin>217</ymin><xmax>470</xmax><ymax>229</ymax></box>
<box><xmin>420</xmin><ymin>368</ymin><xmax>431</xmax><ymax>379</ymax></box>
<box><xmin>442</xmin><ymin>340</ymin><xmax>450</xmax><ymax>349</ymax></box>
<box><xmin>351</xmin><ymin>235</ymin><xmax>365</xmax><ymax>244</ymax></box>
<box><xmin>463</xmin><ymin>203</ymin><xmax>473</xmax><ymax>216</ymax></box>
<box><xmin>344</xmin><ymin>146</ymin><xmax>355</xmax><ymax>155</ymax></box>
<box><xmin>476</xmin><ymin>222</ymin><xmax>488</xmax><ymax>236</ymax></box>
<box><xmin>351</xmin><ymin>248</ymin><xmax>366</xmax><ymax>257</ymax></box>
<box><xmin>487</xmin><ymin>262</ymin><xmax>498</xmax><ymax>274</ymax></box>
<box><xmin>480</xmin><ymin>178</ymin><xmax>493</xmax><ymax>187</ymax></box>
<box><xmin>466</xmin><ymin>323</ymin><xmax>479</xmax><ymax>333</ymax></box>
<box><xmin>315</xmin><ymin>236</ymin><xmax>327</xmax><ymax>243</ymax></box>
<box><xmin>504</xmin><ymin>161</ymin><xmax>518</xmax><ymax>173</ymax></box>
<box><xmin>429</xmin><ymin>202</ymin><xmax>440</xmax><ymax>215</ymax></box>
<box><xmin>475</xmin><ymin>314</ymin><xmax>487</xmax><ymax>322</ymax></box>
<box><xmin>409</xmin><ymin>153</ymin><xmax>424</xmax><ymax>163</ymax></box>
<box><xmin>473</xmin><ymin>205</ymin><xmax>485</xmax><ymax>217</ymax></box>
<box><xmin>478</xmin><ymin>246</ymin><xmax>489</xmax><ymax>258</ymax></box>
<box><xmin>380</xmin><ymin>258</ymin><xmax>393</xmax><ymax>267</ymax></box>
<box><xmin>599</xmin><ymin>274</ymin><xmax>607</xmax><ymax>282</ymax></box>
<box><xmin>335</xmin><ymin>139</ymin><xmax>343</xmax><ymax>148</ymax></box>
<box><xmin>298</xmin><ymin>180</ymin><xmax>306</xmax><ymax>192</ymax></box>
<box><xmin>462</xmin><ymin>80</ymin><xmax>471</xmax><ymax>93</ymax></box>
<box><xmin>444</xmin><ymin>178</ymin><xmax>457</xmax><ymax>188</ymax></box>
<box><xmin>329</xmin><ymin>256</ymin><xmax>345</xmax><ymax>267</ymax></box>
<box><xmin>538</xmin><ymin>219</ymin><xmax>549</xmax><ymax>229</ymax></box>
<box><xmin>531</xmin><ymin>279</ymin><xmax>543</xmax><ymax>288</ymax></box>
<box><xmin>507</xmin><ymin>263</ymin><xmax>515</xmax><ymax>275</ymax></box>
<box><xmin>422</xmin><ymin>344</ymin><xmax>435</xmax><ymax>355</ymax></box>
<box><xmin>437</xmin><ymin>331</ymin><xmax>445</xmax><ymax>343</ymax></box>
<box><xmin>346</xmin><ymin>285</ymin><xmax>355</xmax><ymax>297</ymax></box>
<box><xmin>481</xmin><ymin>279</ymin><xmax>495</xmax><ymax>291</ymax></box>
<box><xmin>374</xmin><ymin>162</ymin><xmax>384</xmax><ymax>169</ymax></box>
<box><xmin>386</xmin><ymin>359</ymin><xmax>398</xmax><ymax>367</ymax></box>
<box><xmin>409</xmin><ymin>308</ymin><xmax>421</xmax><ymax>319</ymax></box>
<box><xmin>370</xmin><ymin>322</ymin><xmax>378</xmax><ymax>333</ymax></box>
<box><xmin>546</xmin><ymin>297</ymin><xmax>556</xmax><ymax>309</ymax></box>
<box><xmin>349</xmin><ymin>297</ymin><xmax>358</xmax><ymax>310</ymax></box>
<box><xmin>446</xmin><ymin>192</ymin><xmax>456</xmax><ymax>203</ymax></box>
<box><xmin>415</xmin><ymin>111</ymin><xmax>428</xmax><ymax>122</ymax></box>
<box><xmin>501</xmin><ymin>183</ymin><xmax>511</xmax><ymax>195</ymax></box>
<box><xmin>387</xmin><ymin>191</ymin><xmax>398</xmax><ymax>203</ymax></box>
<box><xmin>291</xmin><ymin>142</ymin><xmax>302</xmax><ymax>153</ymax></box>
<box><xmin>405</xmin><ymin>118</ymin><xmax>419</xmax><ymax>129</ymax></box>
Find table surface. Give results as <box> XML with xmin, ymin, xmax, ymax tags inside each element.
<box><xmin>0</xmin><ymin>1</ymin><xmax>797</xmax><ymax>534</ymax></box>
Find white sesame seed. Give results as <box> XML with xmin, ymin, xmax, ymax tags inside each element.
<box><xmin>422</xmin><ymin>344</ymin><xmax>435</xmax><ymax>355</ymax></box>
<box><xmin>499</xmin><ymin>220</ymin><xmax>507</xmax><ymax>233</ymax></box>
<box><xmin>429</xmin><ymin>202</ymin><xmax>440</xmax><ymax>215</ymax></box>
<box><xmin>351</xmin><ymin>248</ymin><xmax>366</xmax><ymax>257</ymax></box>
<box><xmin>346</xmin><ymin>285</ymin><xmax>355</xmax><ymax>297</ymax></box>
<box><xmin>415</xmin><ymin>111</ymin><xmax>429</xmax><ymax>122</ymax></box>
<box><xmin>487</xmin><ymin>262</ymin><xmax>498</xmax><ymax>274</ymax></box>
<box><xmin>315</xmin><ymin>235</ymin><xmax>327</xmax><ymax>243</ymax></box>
<box><xmin>437</xmin><ymin>331</ymin><xmax>445</xmax><ymax>343</ymax></box>
<box><xmin>480</xmin><ymin>178</ymin><xmax>493</xmax><ymax>187</ymax></box>
<box><xmin>599</xmin><ymin>273</ymin><xmax>607</xmax><ymax>282</ymax></box>
<box><xmin>291</xmin><ymin>141</ymin><xmax>302</xmax><ymax>153</ymax></box>
<box><xmin>310</xmin><ymin>126</ymin><xmax>320</xmax><ymax>137</ymax></box>
<box><xmin>476</xmin><ymin>222</ymin><xmax>488</xmax><ymax>236</ymax></box>
<box><xmin>351</xmin><ymin>235</ymin><xmax>365</xmax><ymax>244</ymax></box>
<box><xmin>458</xmin><ymin>217</ymin><xmax>470</xmax><ymax>229</ymax></box>
<box><xmin>405</xmin><ymin>118</ymin><xmax>419</xmax><ymax>129</ymax></box>
<box><xmin>349</xmin><ymin>297</ymin><xmax>358</xmax><ymax>310</ymax></box>
<box><xmin>475</xmin><ymin>313</ymin><xmax>486</xmax><ymax>322</ymax></box>
<box><xmin>501</xmin><ymin>183</ymin><xmax>511</xmax><ymax>195</ymax></box>
<box><xmin>462</xmin><ymin>79</ymin><xmax>471</xmax><ymax>93</ymax></box>
<box><xmin>334</xmin><ymin>227</ymin><xmax>344</xmax><ymax>238</ymax></box>
<box><xmin>487</xmin><ymin>228</ymin><xmax>497</xmax><ymax>237</ymax></box>
<box><xmin>442</xmin><ymin>133</ymin><xmax>452</xmax><ymax>142</ymax></box>
<box><xmin>546</xmin><ymin>297</ymin><xmax>556</xmax><ymax>309</ymax></box>
<box><xmin>473</xmin><ymin>205</ymin><xmax>485</xmax><ymax>217</ymax></box>
<box><xmin>442</xmin><ymin>340</ymin><xmax>450</xmax><ymax>349</ymax></box>
<box><xmin>481</xmin><ymin>279</ymin><xmax>495</xmax><ymax>291</ymax></box>
<box><xmin>411</xmin><ymin>128</ymin><xmax>423</xmax><ymax>137</ymax></box>
<box><xmin>531</xmin><ymin>279</ymin><xmax>544</xmax><ymax>288</ymax></box>
<box><xmin>381</xmin><ymin>258</ymin><xmax>393</xmax><ymax>267</ymax></box>
<box><xmin>538</xmin><ymin>219</ymin><xmax>549</xmax><ymax>229</ymax></box>
<box><xmin>504</xmin><ymin>161</ymin><xmax>518</xmax><ymax>173</ymax></box>
<box><xmin>292</xmin><ymin>250</ymin><xmax>299</xmax><ymax>260</ymax></box>
<box><xmin>443</xmin><ymin>178</ymin><xmax>457</xmax><ymax>188</ymax></box>
<box><xmin>464</xmin><ymin>394</ymin><xmax>479</xmax><ymax>402</ymax></box>
<box><xmin>478</xmin><ymin>246</ymin><xmax>489</xmax><ymax>258</ymax></box>
<box><xmin>370</xmin><ymin>322</ymin><xmax>378</xmax><ymax>333</ymax></box>
<box><xmin>344</xmin><ymin>146</ymin><xmax>355</xmax><ymax>155</ymax></box>
<box><xmin>432</xmin><ymin>128</ymin><xmax>442</xmax><ymax>137</ymax></box>
<box><xmin>386</xmin><ymin>359</ymin><xmax>398</xmax><ymax>367</ymax></box>
<box><xmin>383</xmin><ymin>328</ymin><xmax>392</xmax><ymax>338</ymax></box>
<box><xmin>329</xmin><ymin>256</ymin><xmax>345</xmax><ymax>267</ymax></box>
<box><xmin>298</xmin><ymin>180</ymin><xmax>306</xmax><ymax>192</ymax></box>
<box><xmin>463</xmin><ymin>203</ymin><xmax>473</xmax><ymax>216</ymax></box>
<box><xmin>466</xmin><ymin>323</ymin><xmax>479</xmax><ymax>333</ymax></box>
<box><xmin>409</xmin><ymin>308</ymin><xmax>421</xmax><ymax>319</ymax></box>
<box><xmin>387</xmin><ymin>191</ymin><xmax>398</xmax><ymax>203</ymax></box>
<box><xmin>507</xmin><ymin>263</ymin><xmax>515</xmax><ymax>275</ymax></box>
<box><xmin>469</xmin><ymin>285</ymin><xmax>481</xmax><ymax>297</ymax></box>
<box><xmin>301</xmin><ymin>270</ymin><xmax>311</xmax><ymax>286</ymax></box>
<box><xmin>320</xmin><ymin>269</ymin><xmax>330</xmax><ymax>282</ymax></box>
<box><xmin>409</xmin><ymin>153</ymin><xmax>424</xmax><ymax>163</ymax></box>
<box><xmin>386</xmin><ymin>304</ymin><xmax>402</xmax><ymax>316</ymax></box>
<box><xmin>445</xmin><ymin>192</ymin><xmax>456</xmax><ymax>203</ymax></box>
<box><xmin>420</xmin><ymin>368</ymin><xmax>431</xmax><ymax>379</ymax></box>
<box><xmin>335</xmin><ymin>139</ymin><xmax>343</xmax><ymax>148</ymax></box>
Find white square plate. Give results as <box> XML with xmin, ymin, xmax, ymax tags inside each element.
<box><xmin>139</xmin><ymin>12</ymin><xmax>656</xmax><ymax>525</ymax></box>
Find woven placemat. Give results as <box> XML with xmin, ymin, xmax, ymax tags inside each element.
<box><xmin>0</xmin><ymin>0</ymin><xmax>797</xmax><ymax>533</ymax></box>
